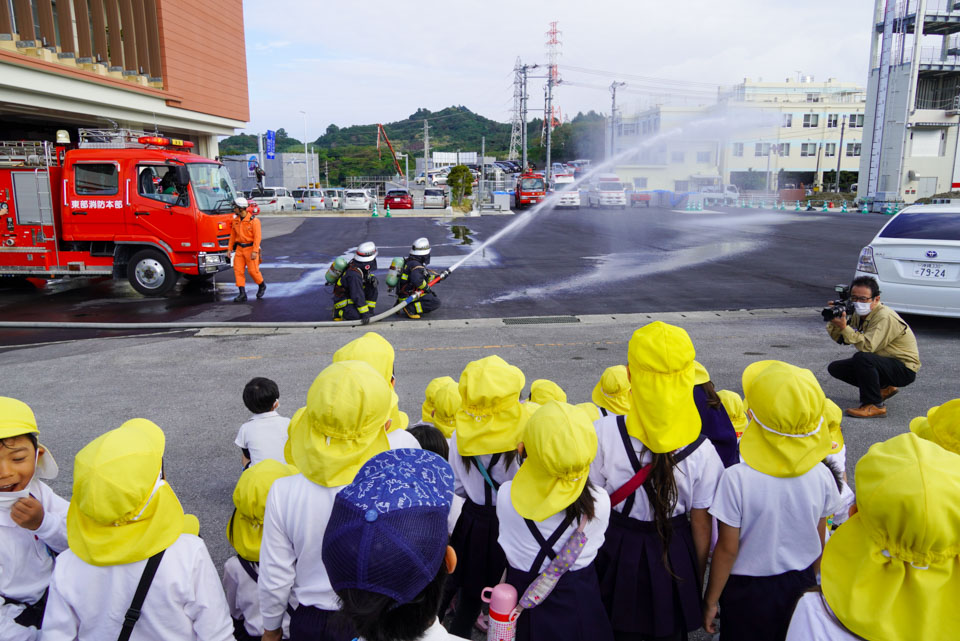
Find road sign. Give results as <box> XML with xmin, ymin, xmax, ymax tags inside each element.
<box><xmin>266</xmin><ymin>130</ymin><xmax>276</xmax><ymax>160</ymax></box>
<box><xmin>247</xmin><ymin>155</ymin><xmax>259</xmax><ymax>176</ymax></box>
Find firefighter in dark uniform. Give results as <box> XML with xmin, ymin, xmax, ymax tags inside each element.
<box><xmin>333</xmin><ymin>241</ymin><xmax>379</xmax><ymax>323</ymax></box>
<box><xmin>396</xmin><ymin>237</ymin><xmax>440</xmax><ymax>319</ymax></box>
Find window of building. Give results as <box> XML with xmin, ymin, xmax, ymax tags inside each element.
<box><xmin>633</xmin><ymin>177</ymin><xmax>648</xmax><ymax>189</ymax></box>
<box><xmin>778</xmin><ymin>143</ymin><xmax>791</xmax><ymax>157</ymax></box>
<box><xmin>806</xmin><ymin>93</ymin><xmax>820</xmax><ymax>103</ymax></box>
<box><xmin>74</xmin><ymin>163</ymin><xmax>119</xmax><ymax>195</ymax></box>
<box><xmin>782</xmin><ymin>114</ymin><xmax>793</xmax><ymax>128</ymax></box>
<box><xmin>800</xmin><ymin>143</ymin><xmax>818</xmax><ymax>157</ymax></box>
<box><xmin>827</xmin><ymin>114</ymin><xmax>839</xmax><ymax>128</ymax></box>
<box><xmin>803</xmin><ymin>114</ymin><xmax>820</xmax><ymax>128</ymax></box>
<box><xmin>849</xmin><ymin>114</ymin><xmax>864</xmax><ymax>128</ymax></box>
<box><xmin>675</xmin><ymin>180</ymin><xmax>690</xmax><ymax>192</ymax></box>
<box><xmin>846</xmin><ymin>142</ymin><xmax>862</xmax><ymax>157</ymax></box>
<box><xmin>825</xmin><ymin>143</ymin><xmax>837</xmax><ymax>157</ymax></box>
<box><xmin>697</xmin><ymin>151</ymin><xmax>711</xmax><ymax>163</ymax></box>
<box><xmin>671</xmin><ymin>151</ymin><xmax>685</xmax><ymax>163</ymax></box>
<box><xmin>755</xmin><ymin>143</ymin><xmax>771</xmax><ymax>157</ymax></box>
<box><xmin>623</xmin><ymin>123</ymin><xmax>637</xmax><ymax>136</ymax></box>
<box><xmin>732</xmin><ymin>142</ymin><xmax>744</xmax><ymax>157</ymax></box>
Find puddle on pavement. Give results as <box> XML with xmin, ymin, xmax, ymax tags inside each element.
<box><xmin>450</xmin><ymin>225</ymin><xmax>473</xmax><ymax>245</ymax></box>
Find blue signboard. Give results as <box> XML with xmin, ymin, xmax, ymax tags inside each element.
<box><xmin>247</xmin><ymin>155</ymin><xmax>259</xmax><ymax>176</ymax></box>
<box><xmin>265</xmin><ymin>130</ymin><xmax>276</xmax><ymax>160</ymax></box>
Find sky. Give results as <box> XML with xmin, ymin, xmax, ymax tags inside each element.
<box><xmin>241</xmin><ymin>0</ymin><xmax>876</xmax><ymax>141</ymax></box>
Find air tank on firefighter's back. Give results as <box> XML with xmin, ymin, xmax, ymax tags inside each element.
<box><xmin>385</xmin><ymin>257</ymin><xmax>405</xmax><ymax>288</ymax></box>
<box><xmin>324</xmin><ymin>256</ymin><xmax>350</xmax><ymax>284</ymax></box>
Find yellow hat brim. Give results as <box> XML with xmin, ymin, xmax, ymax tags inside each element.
<box><xmin>388</xmin><ymin>395</ymin><xmax>408</xmax><ymax>433</ymax></box>
<box><xmin>455</xmin><ymin>403</ymin><xmax>526</xmax><ymax>457</ymax></box>
<box><xmin>591</xmin><ymin>380</ymin><xmax>631</xmax><ymax>416</ymax></box>
<box><xmin>287</xmin><ymin>407</ymin><xmax>390</xmax><ymax>487</ymax></box>
<box><xmin>693</xmin><ymin>360</ymin><xmax>710</xmax><ymax>386</ymax></box>
<box><xmin>738</xmin><ymin>416</ymin><xmax>833</xmax><ymax>477</ymax></box>
<box><xmin>227</xmin><ymin>509</ymin><xmax>261</xmax><ymax>562</ymax></box>
<box><xmin>625</xmin><ymin>365</ymin><xmax>701</xmax><ymax>453</ymax></box>
<box><xmin>511</xmin><ymin>458</ymin><xmax>589</xmax><ymax>522</ymax></box>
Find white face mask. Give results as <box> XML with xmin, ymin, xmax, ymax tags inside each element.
<box><xmin>854</xmin><ymin>302</ymin><xmax>873</xmax><ymax>316</ymax></box>
<box><xmin>0</xmin><ymin>449</ymin><xmax>38</xmax><ymax>511</ymax></box>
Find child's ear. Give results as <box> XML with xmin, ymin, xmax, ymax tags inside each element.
<box><xmin>272</xmin><ymin>399</ymin><xmax>279</xmax><ymax>411</ymax></box>
<box><xmin>383</xmin><ymin>419</ymin><xmax>393</xmax><ymax>433</ymax></box>
<box><xmin>517</xmin><ymin>442</ymin><xmax>525</xmax><ymax>457</ymax></box>
<box><xmin>37</xmin><ymin>445</ymin><xmax>46</xmax><ymax>458</ymax></box>
<box><xmin>444</xmin><ymin>545</ymin><xmax>457</xmax><ymax>574</ymax></box>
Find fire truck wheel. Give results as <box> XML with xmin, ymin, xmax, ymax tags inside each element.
<box><xmin>128</xmin><ymin>248</ymin><xmax>179</xmax><ymax>296</ymax></box>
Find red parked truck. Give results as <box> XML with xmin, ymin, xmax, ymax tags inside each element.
<box><xmin>515</xmin><ymin>172</ymin><xmax>546</xmax><ymax>209</ymax></box>
<box><xmin>0</xmin><ymin>129</ymin><xmax>236</xmax><ymax>296</ymax></box>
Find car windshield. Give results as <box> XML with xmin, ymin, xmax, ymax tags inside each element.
<box><xmin>599</xmin><ymin>182</ymin><xmax>623</xmax><ymax>191</ymax></box>
<box><xmin>555</xmin><ymin>183</ymin><xmax>576</xmax><ymax>191</ymax></box>
<box><xmin>292</xmin><ymin>189</ymin><xmax>304</xmax><ymax>198</ymax></box>
<box><xmin>187</xmin><ymin>163</ymin><xmax>237</xmax><ymax>214</ymax></box>
<box><xmin>879</xmin><ymin>212</ymin><xmax>960</xmax><ymax>241</ymax></box>
<box><xmin>252</xmin><ymin>189</ymin><xmax>276</xmax><ymax>198</ymax></box>
<box><xmin>521</xmin><ymin>178</ymin><xmax>544</xmax><ymax>190</ymax></box>
<box><xmin>304</xmin><ymin>190</ymin><xmax>321</xmax><ymax>198</ymax></box>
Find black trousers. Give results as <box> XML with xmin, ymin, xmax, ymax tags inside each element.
<box><xmin>828</xmin><ymin>351</ymin><xmax>916</xmax><ymax>406</ymax></box>
<box><xmin>403</xmin><ymin>292</ymin><xmax>440</xmax><ymax>316</ymax></box>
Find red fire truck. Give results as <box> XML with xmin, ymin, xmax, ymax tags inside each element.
<box><xmin>514</xmin><ymin>172</ymin><xmax>546</xmax><ymax>209</ymax></box>
<box><xmin>0</xmin><ymin>129</ymin><xmax>236</xmax><ymax>296</ymax></box>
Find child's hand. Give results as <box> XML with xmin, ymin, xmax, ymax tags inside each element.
<box><xmin>11</xmin><ymin>496</ymin><xmax>44</xmax><ymax>531</ymax></box>
<box><xmin>262</xmin><ymin>629</ymin><xmax>283</xmax><ymax>641</ymax></box>
<box><xmin>703</xmin><ymin>601</ymin><xmax>719</xmax><ymax>634</ymax></box>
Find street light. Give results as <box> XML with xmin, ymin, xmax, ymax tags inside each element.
<box><xmin>299</xmin><ymin>110</ymin><xmax>310</xmax><ymax>187</ymax></box>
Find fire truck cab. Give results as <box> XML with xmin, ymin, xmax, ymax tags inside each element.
<box><xmin>0</xmin><ymin>129</ymin><xmax>236</xmax><ymax>296</ymax></box>
<box><xmin>515</xmin><ymin>172</ymin><xmax>546</xmax><ymax>209</ymax></box>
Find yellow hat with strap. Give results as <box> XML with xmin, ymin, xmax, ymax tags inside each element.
<box><xmin>625</xmin><ymin>322</ymin><xmax>701</xmax><ymax>453</ymax></box>
<box><xmin>226</xmin><ymin>459</ymin><xmax>298</xmax><ymax>562</ymax></box>
<box><xmin>739</xmin><ymin>361</ymin><xmax>831</xmax><ymax>478</ymax></box>
<box><xmin>422</xmin><ymin>376</ymin><xmax>456</xmax><ymax>424</ymax></box>
<box><xmin>591</xmin><ymin>365</ymin><xmax>631</xmax><ymax>416</ymax></box>
<box><xmin>285</xmin><ymin>361</ymin><xmax>392</xmax><ymax>487</ymax></box>
<box><xmin>432</xmin><ymin>382</ymin><xmax>461</xmax><ymax>439</ymax></box>
<box><xmin>910</xmin><ymin>399</ymin><xmax>960</xmax><ymax>455</ymax></box>
<box><xmin>511</xmin><ymin>402</ymin><xmax>597</xmax><ymax>522</ymax></box>
<box><xmin>68</xmin><ymin>419</ymin><xmax>197</xmax><ymax>566</ymax></box>
<box><xmin>455</xmin><ymin>355</ymin><xmax>527</xmax><ymax>456</ymax></box>
<box><xmin>693</xmin><ymin>361</ymin><xmax>711</xmax><ymax>386</ymax></box>
<box><xmin>716</xmin><ymin>390</ymin><xmax>747</xmax><ymax>439</ymax></box>
<box><xmin>530</xmin><ymin>379</ymin><xmax>567</xmax><ymax>405</ymax></box>
<box><xmin>822</xmin><ymin>432</ymin><xmax>960</xmax><ymax>641</ymax></box>
<box><xmin>0</xmin><ymin>397</ymin><xmax>58</xmax><ymax>479</ymax></box>
<box><xmin>333</xmin><ymin>332</ymin><xmax>408</xmax><ymax>433</ymax></box>
<box><xmin>822</xmin><ymin>398</ymin><xmax>846</xmax><ymax>454</ymax></box>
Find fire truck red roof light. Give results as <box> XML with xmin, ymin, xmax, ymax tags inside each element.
<box><xmin>137</xmin><ymin>136</ymin><xmax>195</xmax><ymax>149</ymax></box>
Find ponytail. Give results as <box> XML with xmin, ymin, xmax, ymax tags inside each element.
<box><xmin>564</xmin><ymin>478</ymin><xmax>597</xmax><ymax>524</ymax></box>
<box><xmin>698</xmin><ymin>381</ymin><xmax>724</xmax><ymax>410</ymax></box>
<box><xmin>641</xmin><ymin>451</ymin><xmax>680</xmax><ymax>577</ymax></box>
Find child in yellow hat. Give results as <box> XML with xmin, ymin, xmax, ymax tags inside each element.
<box><xmin>0</xmin><ymin>397</ymin><xmax>66</xmax><ymax>641</ymax></box>
<box><xmin>909</xmin><ymin>398</ymin><xmax>960</xmax><ymax>455</ymax></box>
<box><xmin>444</xmin><ymin>355</ymin><xmax>528</xmax><ymax>638</ymax></box>
<box><xmin>259</xmin><ymin>361</ymin><xmax>394</xmax><ymax>641</ymax></box>
<box><xmin>786</xmin><ymin>432</ymin><xmax>960</xmax><ymax>641</ymax></box>
<box><xmin>716</xmin><ymin>389</ymin><xmax>748</xmax><ymax>441</ymax></box>
<box><xmin>422</xmin><ymin>376</ymin><xmax>456</xmax><ymax>424</ymax></box>
<box><xmin>591</xmin><ymin>365</ymin><xmax>631</xmax><ymax>417</ymax></box>
<box><xmin>224</xmin><ymin>460</ymin><xmax>298</xmax><ymax>640</ymax></box>
<box><xmin>497</xmin><ymin>401</ymin><xmax>613</xmax><ymax>641</ymax></box>
<box><xmin>528</xmin><ymin>379</ymin><xmax>567</xmax><ymax>405</ymax></box>
<box><xmin>591</xmin><ymin>322</ymin><xmax>725</xmax><ymax>640</ymax></box>
<box><xmin>42</xmin><ymin>418</ymin><xmax>234</xmax><ymax>640</ymax></box>
<box><xmin>430</xmin><ymin>380</ymin><xmax>460</xmax><ymax>443</ymax></box>
<box><xmin>703</xmin><ymin>361</ymin><xmax>841</xmax><ymax>641</ymax></box>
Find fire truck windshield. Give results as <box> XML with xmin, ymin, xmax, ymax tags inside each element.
<box><xmin>187</xmin><ymin>163</ymin><xmax>238</xmax><ymax>214</ymax></box>
<box><xmin>520</xmin><ymin>178</ymin><xmax>544</xmax><ymax>191</ymax></box>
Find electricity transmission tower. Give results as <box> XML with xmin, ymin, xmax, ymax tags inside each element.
<box><xmin>508</xmin><ymin>58</ymin><xmax>523</xmax><ymax>161</ymax></box>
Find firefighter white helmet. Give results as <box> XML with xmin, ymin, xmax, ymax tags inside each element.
<box><xmin>355</xmin><ymin>241</ymin><xmax>378</xmax><ymax>263</ymax></box>
<box><xmin>411</xmin><ymin>237</ymin><xmax>431</xmax><ymax>256</ymax></box>
<box><xmin>233</xmin><ymin>196</ymin><xmax>249</xmax><ymax>209</ymax></box>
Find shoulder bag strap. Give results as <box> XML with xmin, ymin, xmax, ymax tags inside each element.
<box><xmin>610</xmin><ymin>416</ymin><xmax>651</xmax><ymax>512</ymax></box>
<box><xmin>117</xmin><ymin>549</ymin><xmax>165</xmax><ymax>641</ymax></box>
<box><xmin>474</xmin><ymin>454</ymin><xmax>502</xmax><ymax>505</ymax></box>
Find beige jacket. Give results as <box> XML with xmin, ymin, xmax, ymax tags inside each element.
<box><xmin>826</xmin><ymin>302</ymin><xmax>921</xmax><ymax>372</ymax></box>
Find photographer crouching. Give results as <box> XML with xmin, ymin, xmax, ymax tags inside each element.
<box><xmin>825</xmin><ymin>276</ymin><xmax>920</xmax><ymax>418</ymax></box>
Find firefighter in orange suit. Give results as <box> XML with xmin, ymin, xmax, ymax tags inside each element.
<box><xmin>228</xmin><ymin>197</ymin><xmax>266</xmax><ymax>302</ymax></box>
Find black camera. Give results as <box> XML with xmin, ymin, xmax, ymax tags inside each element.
<box><xmin>821</xmin><ymin>284</ymin><xmax>854</xmax><ymax>321</ymax></box>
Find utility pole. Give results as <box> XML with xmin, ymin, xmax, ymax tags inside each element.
<box><xmin>609</xmin><ymin>81</ymin><xmax>625</xmax><ymax>161</ymax></box>
<box><xmin>545</xmin><ymin>75</ymin><xmax>554</xmax><ymax>184</ymax></box>
<box><xmin>423</xmin><ymin>119</ymin><xmax>430</xmax><ymax>185</ymax></box>
<box><xmin>300</xmin><ymin>110</ymin><xmax>309</xmax><ymax>187</ymax></box>
<box><xmin>479</xmin><ymin>136</ymin><xmax>485</xmax><ymax>212</ymax></box>
<box><xmin>257</xmin><ymin>133</ymin><xmax>264</xmax><ymax>173</ymax></box>
<box><xmin>325</xmin><ymin>159</ymin><xmax>329</xmax><ymax>188</ymax></box>
<box><xmin>835</xmin><ymin>120</ymin><xmax>846</xmax><ymax>193</ymax></box>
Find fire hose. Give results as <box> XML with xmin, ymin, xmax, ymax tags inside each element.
<box><xmin>0</xmin><ymin>270</ymin><xmax>452</xmax><ymax>330</ymax></box>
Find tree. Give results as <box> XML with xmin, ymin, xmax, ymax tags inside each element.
<box><xmin>446</xmin><ymin>165</ymin><xmax>473</xmax><ymax>205</ymax></box>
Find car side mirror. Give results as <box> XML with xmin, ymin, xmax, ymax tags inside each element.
<box><xmin>175</xmin><ymin>165</ymin><xmax>190</xmax><ymax>186</ymax></box>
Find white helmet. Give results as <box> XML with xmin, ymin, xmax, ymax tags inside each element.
<box><xmin>410</xmin><ymin>237</ymin><xmax>431</xmax><ymax>256</ymax></box>
<box><xmin>354</xmin><ymin>241</ymin><xmax>378</xmax><ymax>263</ymax></box>
<box><xmin>233</xmin><ymin>196</ymin><xmax>249</xmax><ymax>209</ymax></box>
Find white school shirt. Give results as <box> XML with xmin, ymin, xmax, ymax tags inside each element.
<box><xmin>387</xmin><ymin>429</ymin><xmax>422</xmax><ymax>450</ymax></box>
<box><xmin>448</xmin><ymin>434</ymin><xmax>520</xmax><ymax>506</ymax></box>
<box><xmin>709</xmin><ymin>462</ymin><xmax>841</xmax><ymax>577</ymax></box>
<box><xmin>222</xmin><ymin>556</ymin><xmax>291</xmax><ymax>638</ymax></box>
<box><xmin>259</xmin><ymin>474</ymin><xmax>342</xmax><ymax>630</ymax></box>
<box><xmin>360</xmin><ymin>618</ymin><xmax>470</xmax><ymax>641</ymax></box>
<box><xmin>0</xmin><ymin>481</ymin><xmax>68</xmax><ymax>641</ymax></box>
<box><xmin>497</xmin><ymin>481</ymin><xmax>610</xmax><ymax>574</ymax></box>
<box><xmin>41</xmin><ymin>534</ymin><xmax>234</xmax><ymax>641</ymax></box>
<box><xmin>785</xmin><ymin>592</ymin><xmax>860</xmax><ymax>641</ymax></box>
<box><xmin>235</xmin><ymin>411</ymin><xmax>290</xmax><ymax>465</ymax></box>
<box><xmin>589</xmin><ymin>414</ymin><xmax>724</xmax><ymax>521</ymax></box>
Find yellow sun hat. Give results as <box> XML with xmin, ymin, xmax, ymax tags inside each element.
<box><xmin>511</xmin><ymin>402</ymin><xmax>598</xmax><ymax>522</ymax></box>
<box><xmin>576</xmin><ymin>402</ymin><xmax>601</xmax><ymax>423</ymax></box>
<box><xmin>739</xmin><ymin>361</ymin><xmax>831</xmax><ymax>478</ymax></box>
<box><xmin>68</xmin><ymin>419</ymin><xmax>197</xmax><ymax>566</ymax></box>
<box><xmin>0</xmin><ymin>397</ymin><xmax>58</xmax><ymax>479</ymax></box>
<box><xmin>716</xmin><ymin>390</ymin><xmax>748</xmax><ymax>439</ymax></box>
<box><xmin>226</xmin><ymin>459</ymin><xmax>298</xmax><ymax>562</ymax></box>
<box><xmin>455</xmin><ymin>355</ymin><xmax>527</xmax><ymax>456</ymax></box>
<box><xmin>822</xmin><ymin>398</ymin><xmax>846</xmax><ymax>454</ymax></box>
<box><xmin>421</xmin><ymin>376</ymin><xmax>456</xmax><ymax>424</ymax></box>
<box><xmin>432</xmin><ymin>382</ymin><xmax>461</xmax><ymax>439</ymax></box>
<box><xmin>693</xmin><ymin>361</ymin><xmax>711</xmax><ymax>386</ymax></box>
<box><xmin>910</xmin><ymin>399</ymin><xmax>960</xmax><ymax>455</ymax></box>
<box><xmin>530</xmin><ymin>379</ymin><xmax>567</xmax><ymax>405</ymax></box>
<box><xmin>822</xmin><ymin>432</ymin><xmax>960</xmax><ymax>641</ymax></box>
<box><xmin>332</xmin><ymin>332</ymin><xmax>409</xmax><ymax>432</ymax></box>
<box><xmin>591</xmin><ymin>365</ymin><xmax>631</xmax><ymax>416</ymax></box>
<box><xmin>625</xmin><ymin>322</ymin><xmax>701</xmax><ymax>453</ymax></box>
<box><xmin>284</xmin><ymin>361</ymin><xmax>392</xmax><ymax>487</ymax></box>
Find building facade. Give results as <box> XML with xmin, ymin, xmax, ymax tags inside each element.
<box><xmin>224</xmin><ymin>153</ymin><xmax>321</xmax><ymax>194</ymax></box>
<box><xmin>0</xmin><ymin>0</ymin><xmax>248</xmax><ymax>157</ymax></box>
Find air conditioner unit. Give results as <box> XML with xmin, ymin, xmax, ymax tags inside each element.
<box><xmin>907</xmin><ymin>170</ymin><xmax>917</xmax><ymax>181</ymax></box>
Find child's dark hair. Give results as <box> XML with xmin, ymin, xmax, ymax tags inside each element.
<box><xmin>697</xmin><ymin>381</ymin><xmax>724</xmax><ymax>410</ymax></box>
<box><xmin>242</xmin><ymin>377</ymin><xmax>279</xmax><ymax>414</ymax></box>
<box><xmin>336</xmin><ymin>560</ymin><xmax>448</xmax><ymax>641</ymax></box>
<box><xmin>564</xmin><ymin>478</ymin><xmax>597</xmax><ymax>524</ymax></box>
<box><xmin>642</xmin><ymin>450</ymin><xmax>681</xmax><ymax>578</ymax></box>
<box><xmin>1</xmin><ymin>433</ymin><xmax>38</xmax><ymax>451</ymax></box>
<box><xmin>821</xmin><ymin>457</ymin><xmax>845</xmax><ymax>493</ymax></box>
<box><xmin>462</xmin><ymin>450</ymin><xmax>519</xmax><ymax>474</ymax></box>
<box><xmin>407</xmin><ymin>423</ymin><xmax>448</xmax><ymax>459</ymax></box>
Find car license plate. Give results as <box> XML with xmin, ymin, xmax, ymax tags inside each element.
<box><xmin>913</xmin><ymin>262</ymin><xmax>948</xmax><ymax>279</ymax></box>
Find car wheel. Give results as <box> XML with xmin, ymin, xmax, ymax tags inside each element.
<box><xmin>127</xmin><ymin>248</ymin><xmax>179</xmax><ymax>296</ymax></box>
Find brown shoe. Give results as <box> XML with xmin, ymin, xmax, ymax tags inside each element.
<box><xmin>845</xmin><ymin>404</ymin><xmax>887</xmax><ymax>419</ymax></box>
<box><xmin>880</xmin><ymin>386</ymin><xmax>899</xmax><ymax>401</ymax></box>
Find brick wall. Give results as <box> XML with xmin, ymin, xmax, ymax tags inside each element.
<box><xmin>156</xmin><ymin>0</ymin><xmax>249</xmax><ymax>122</ymax></box>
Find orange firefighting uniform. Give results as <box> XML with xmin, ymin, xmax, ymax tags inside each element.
<box><xmin>228</xmin><ymin>211</ymin><xmax>263</xmax><ymax>287</ymax></box>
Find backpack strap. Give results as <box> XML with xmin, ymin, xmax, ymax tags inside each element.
<box><xmin>117</xmin><ymin>549</ymin><xmax>165</xmax><ymax>641</ymax></box>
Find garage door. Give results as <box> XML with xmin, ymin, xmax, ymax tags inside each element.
<box><xmin>917</xmin><ymin>176</ymin><xmax>938</xmax><ymax>198</ymax></box>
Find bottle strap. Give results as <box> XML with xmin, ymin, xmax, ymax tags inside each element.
<box><xmin>117</xmin><ymin>549</ymin><xmax>165</xmax><ymax>641</ymax></box>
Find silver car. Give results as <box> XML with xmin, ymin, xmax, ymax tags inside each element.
<box><xmin>296</xmin><ymin>189</ymin><xmax>325</xmax><ymax>211</ymax></box>
<box><xmin>343</xmin><ymin>190</ymin><xmax>372</xmax><ymax>210</ymax></box>
<box><xmin>324</xmin><ymin>188</ymin><xmax>344</xmax><ymax>209</ymax></box>
<box><xmin>423</xmin><ymin>188</ymin><xmax>448</xmax><ymax>209</ymax></box>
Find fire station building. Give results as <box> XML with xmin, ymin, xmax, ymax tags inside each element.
<box><xmin>0</xmin><ymin>0</ymin><xmax>248</xmax><ymax>157</ymax></box>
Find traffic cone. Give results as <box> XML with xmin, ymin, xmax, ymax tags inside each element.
<box><xmin>822</xmin><ymin>201</ymin><xmax>828</xmax><ymax>213</ymax></box>
<box><xmin>795</xmin><ymin>200</ymin><xmax>801</xmax><ymax>212</ymax></box>
<box><xmin>885</xmin><ymin>203</ymin><xmax>893</xmax><ymax>215</ymax></box>
<box><xmin>861</xmin><ymin>202</ymin><xmax>869</xmax><ymax>214</ymax></box>
<box><xmin>385</xmin><ymin>204</ymin><xmax>392</xmax><ymax>218</ymax></box>
<box><xmin>372</xmin><ymin>202</ymin><xmax>379</xmax><ymax>217</ymax></box>
<box><xmin>697</xmin><ymin>200</ymin><xmax>703</xmax><ymax>211</ymax></box>
<box><xmin>686</xmin><ymin>199</ymin><xmax>692</xmax><ymax>211</ymax></box>
<box><xmin>841</xmin><ymin>201</ymin><xmax>848</xmax><ymax>213</ymax></box>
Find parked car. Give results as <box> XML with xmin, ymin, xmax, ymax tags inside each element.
<box><xmin>385</xmin><ymin>189</ymin><xmax>414</xmax><ymax>209</ymax></box>
<box><xmin>854</xmin><ymin>204</ymin><xmax>960</xmax><ymax>318</ymax></box>
<box><xmin>423</xmin><ymin>188</ymin><xmax>449</xmax><ymax>209</ymax></box>
<box><xmin>630</xmin><ymin>192</ymin><xmax>652</xmax><ymax>207</ymax></box>
<box><xmin>296</xmin><ymin>188</ymin><xmax>325</xmax><ymax>211</ymax></box>
<box><xmin>431</xmin><ymin>173</ymin><xmax>448</xmax><ymax>186</ymax></box>
<box><xmin>250</xmin><ymin>187</ymin><xmax>296</xmax><ymax>212</ymax></box>
<box><xmin>343</xmin><ymin>190</ymin><xmax>372</xmax><ymax>210</ymax></box>
<box><xmin>415</xmin><ymin>170</ymin><xmax>445</xmax><ymax>185</ymax></box>
<box><xmin>324</xmin><ymin>188</ymin><xmax>344</xmax><ymax>209</ymax></box>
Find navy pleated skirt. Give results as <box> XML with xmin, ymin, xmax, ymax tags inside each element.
<box><xmin>505</xmin><ymin>563</ymin><xmax>614</xmax><ymax>641</ymax></box>
<box><xmin>718</xmin><ymin>564</ymin><xmax>816</xmax><ymax>641</ymax></box>
<box><xmin>288</xmin><ymin>604</ymin><xmax>355</xmax><ymax>641</ymax></box>
<box><xmin>448</xmin><ymin>499</ymin><xmax>507</xmax><ymax>600</ymax></box>
<box><xmin>595</xmin><ymin>511</ymin><xmax>702</xmax><ymax>639</ymax></box>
